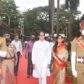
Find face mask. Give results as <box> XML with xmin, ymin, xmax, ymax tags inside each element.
<box><xmin>81</xmin><ymin>30</ymin><xmax>84</xmax><ymax>35</ymax></box>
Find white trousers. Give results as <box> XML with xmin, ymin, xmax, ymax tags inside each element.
<box><xmin>39</xmin><ymin>77</ymin><xmax>46</xmax><ymax>84</ymax></box>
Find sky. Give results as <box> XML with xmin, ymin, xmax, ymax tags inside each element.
<box><xmin>15</xmin><ymin>0</ymin><xmax>84</xmax><ymax>15</ymax></box>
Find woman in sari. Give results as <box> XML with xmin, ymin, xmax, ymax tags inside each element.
<box><xmin>52</xmin><ymin>35</ymin><xmax>68</xmax><ymax>84</ymax></box>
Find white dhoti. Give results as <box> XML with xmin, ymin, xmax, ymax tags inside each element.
<box><xmin>32</xmin><ymin>40</ymin><xmax>51</xmax><ymax>84</ymax></box>
<box><xmin>33</xmin><ymin>62</ymin><xmax>50</xmax><ymax>78</ymax></box>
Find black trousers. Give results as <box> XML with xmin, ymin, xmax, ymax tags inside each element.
<box><xmin>27</xmin><ymin>52</ymin><xmax>33</xmax><ymax>76</ymax></box>
<box><xmin>50</xmin><ymin>56</ymin><xmax>54</xmax><ymax>73</ymax></box>
<box><xmin>14</xmin><ymin>52</ymin><xmax>20</xmax><ymax>75</ymax></box>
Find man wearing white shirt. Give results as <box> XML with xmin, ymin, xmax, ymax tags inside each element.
<box><xmin>32</xmin><ymin>31</ymin><xmax>51</xmax><ymax>84</ymax></box>
<box><xmin>11</xmin><ymin>34</ymin><xmax>22</xmax><ymax>76</ymax></box>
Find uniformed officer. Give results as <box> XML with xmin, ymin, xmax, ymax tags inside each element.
<box><xmin>0</xmin><ymin>22</ymin><xmax>17</xmax><ymax>84</ymax></box>
<box><xmin>0</xmin><ymin>35</ymin><xmax>7</xmax><ymax>79</ymax></box>
<box><xmin>0</xmin><ymin>22</ymin><xmax>8</xmax><ymax>77</ymax></box>
<box><xmin>71</xmin><ymin>19</ymin><xmax>84</xmax><ymax>84</ymax></box>
<box><xmin>0</xmin><ymin>21</ymin><xmax>8</xmax><ymax>56</ymax></box>
<box><xmin>2</xmin><ymin>34</ymin><xmax>18</xmax><ymax>84</ymax></box>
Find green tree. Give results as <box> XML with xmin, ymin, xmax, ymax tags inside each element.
<box><xmin>24</xmin><ymin>5</ymin><xmax>81</xmax><ymax>37</ymax></box>
<box><xmin>0</xmin><ymin>0</ymin><xmax>20</xmax><ymax>29</ymax></box>
<box><xmin>24</xmin><ymin>6</ymin><xmax>50</xmax><ymax>36</ymax></box>
<box><xmin>65</xmin><ymin>0</ymin><xmax>80</xmax><ymax>39</ymax></box>
<box><xmin>53</xmin><ymin>5</ymin><xmax>80</xmax><ymax>37</ymax></box>
<box><xmin>65</xmin><ymin>0</ymin><xmax>79</xmax><ymax>11</ymax></box>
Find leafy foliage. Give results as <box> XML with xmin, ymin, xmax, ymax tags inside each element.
<box><xmin>65</xmin><ymin>0</ymin><xmax>79</xmax><ymax>11</ymax></box>
<box><xmin>24</xmin><ymin>6</ymin><xmax>50</xmax><ymax>36</ymax></box>
<box><xmin>0</xmin><ymin>0</ymin><xmax>21</xmax><ymax>29</ymax></box>
<box><xmin>23</xmin><ymin>5</ymin><xmax>82</xmax><ymax>39</ymax></box>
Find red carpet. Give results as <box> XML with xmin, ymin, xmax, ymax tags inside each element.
<box><xmin>3</xmin><ymin>50</ymin><xmax>73</xmax><ymax>84</ymax></box>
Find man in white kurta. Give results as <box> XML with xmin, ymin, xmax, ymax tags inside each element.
<box><xmin>11</xmin><ymin>34</ymin><xmax>22</xmax><ymax>76</ymax></box>
<box><xmin>32</xmin><ymin>31</ymin><xmax>51</xmax><ymax>84</ymax></box>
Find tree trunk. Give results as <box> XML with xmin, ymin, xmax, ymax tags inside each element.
<box><xmin>49</xmin><ymin>0</ymin><xmax>55</xmax><ymax>33</ymax></box>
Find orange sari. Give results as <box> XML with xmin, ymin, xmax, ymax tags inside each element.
<box><xmin>53</xmin><ymin>43</ymin><xmax>68</xmax><ymax>84</ymax></box>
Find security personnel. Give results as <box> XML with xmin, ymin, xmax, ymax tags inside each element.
<box><xmin>0</xmin><ymin>22</ymin><xmax>17</xmax><ymax>84</ymax></box>
<box><xmin>71</xmin><ymin>19</ymin><xmax>84</xmax><ymax>84</ymax></box>
<box><xmin>0</xmin><ymin>22</ymin><xmax>8</xmax><ymax>58</ymax></box>
<box><xmin>0</xmin><ymin>22</ymin><xmax>8</xmax><ymax>77</ymax></box>
<box><xmin>0</xmin><ymin>36</ymin><xmax>6</xmax><ymax>77</ymax></box>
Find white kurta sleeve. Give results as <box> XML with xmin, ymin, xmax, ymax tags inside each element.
<box><xmin>32</xmin><ymin>43</ymin><xmax>36</xmax><ymax>64</ymax></box>
<box><xmin>47</xmin><ymin>43</ymin><xmax>52</xmax><ymax>64</ymax></box>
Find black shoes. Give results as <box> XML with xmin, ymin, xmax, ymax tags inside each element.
<box><xmin>27</xmin><ymin>75</ymin><xmax>30</xmax><ymax>78</ymax></box>
<box><xmin>27</xmin><ymin>74</ymin><xmax>32</xmax><ymax>78</ymax></box>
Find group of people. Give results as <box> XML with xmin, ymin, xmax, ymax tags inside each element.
<box><xmin>24</xmin><ymin>32</ymin><xmax>68</xmax><ymax>84</ymax></box>
<box><xmin>0</xmin><ymin>19</ymin><xmax>84</xmax><ymax>84</ymax></box>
